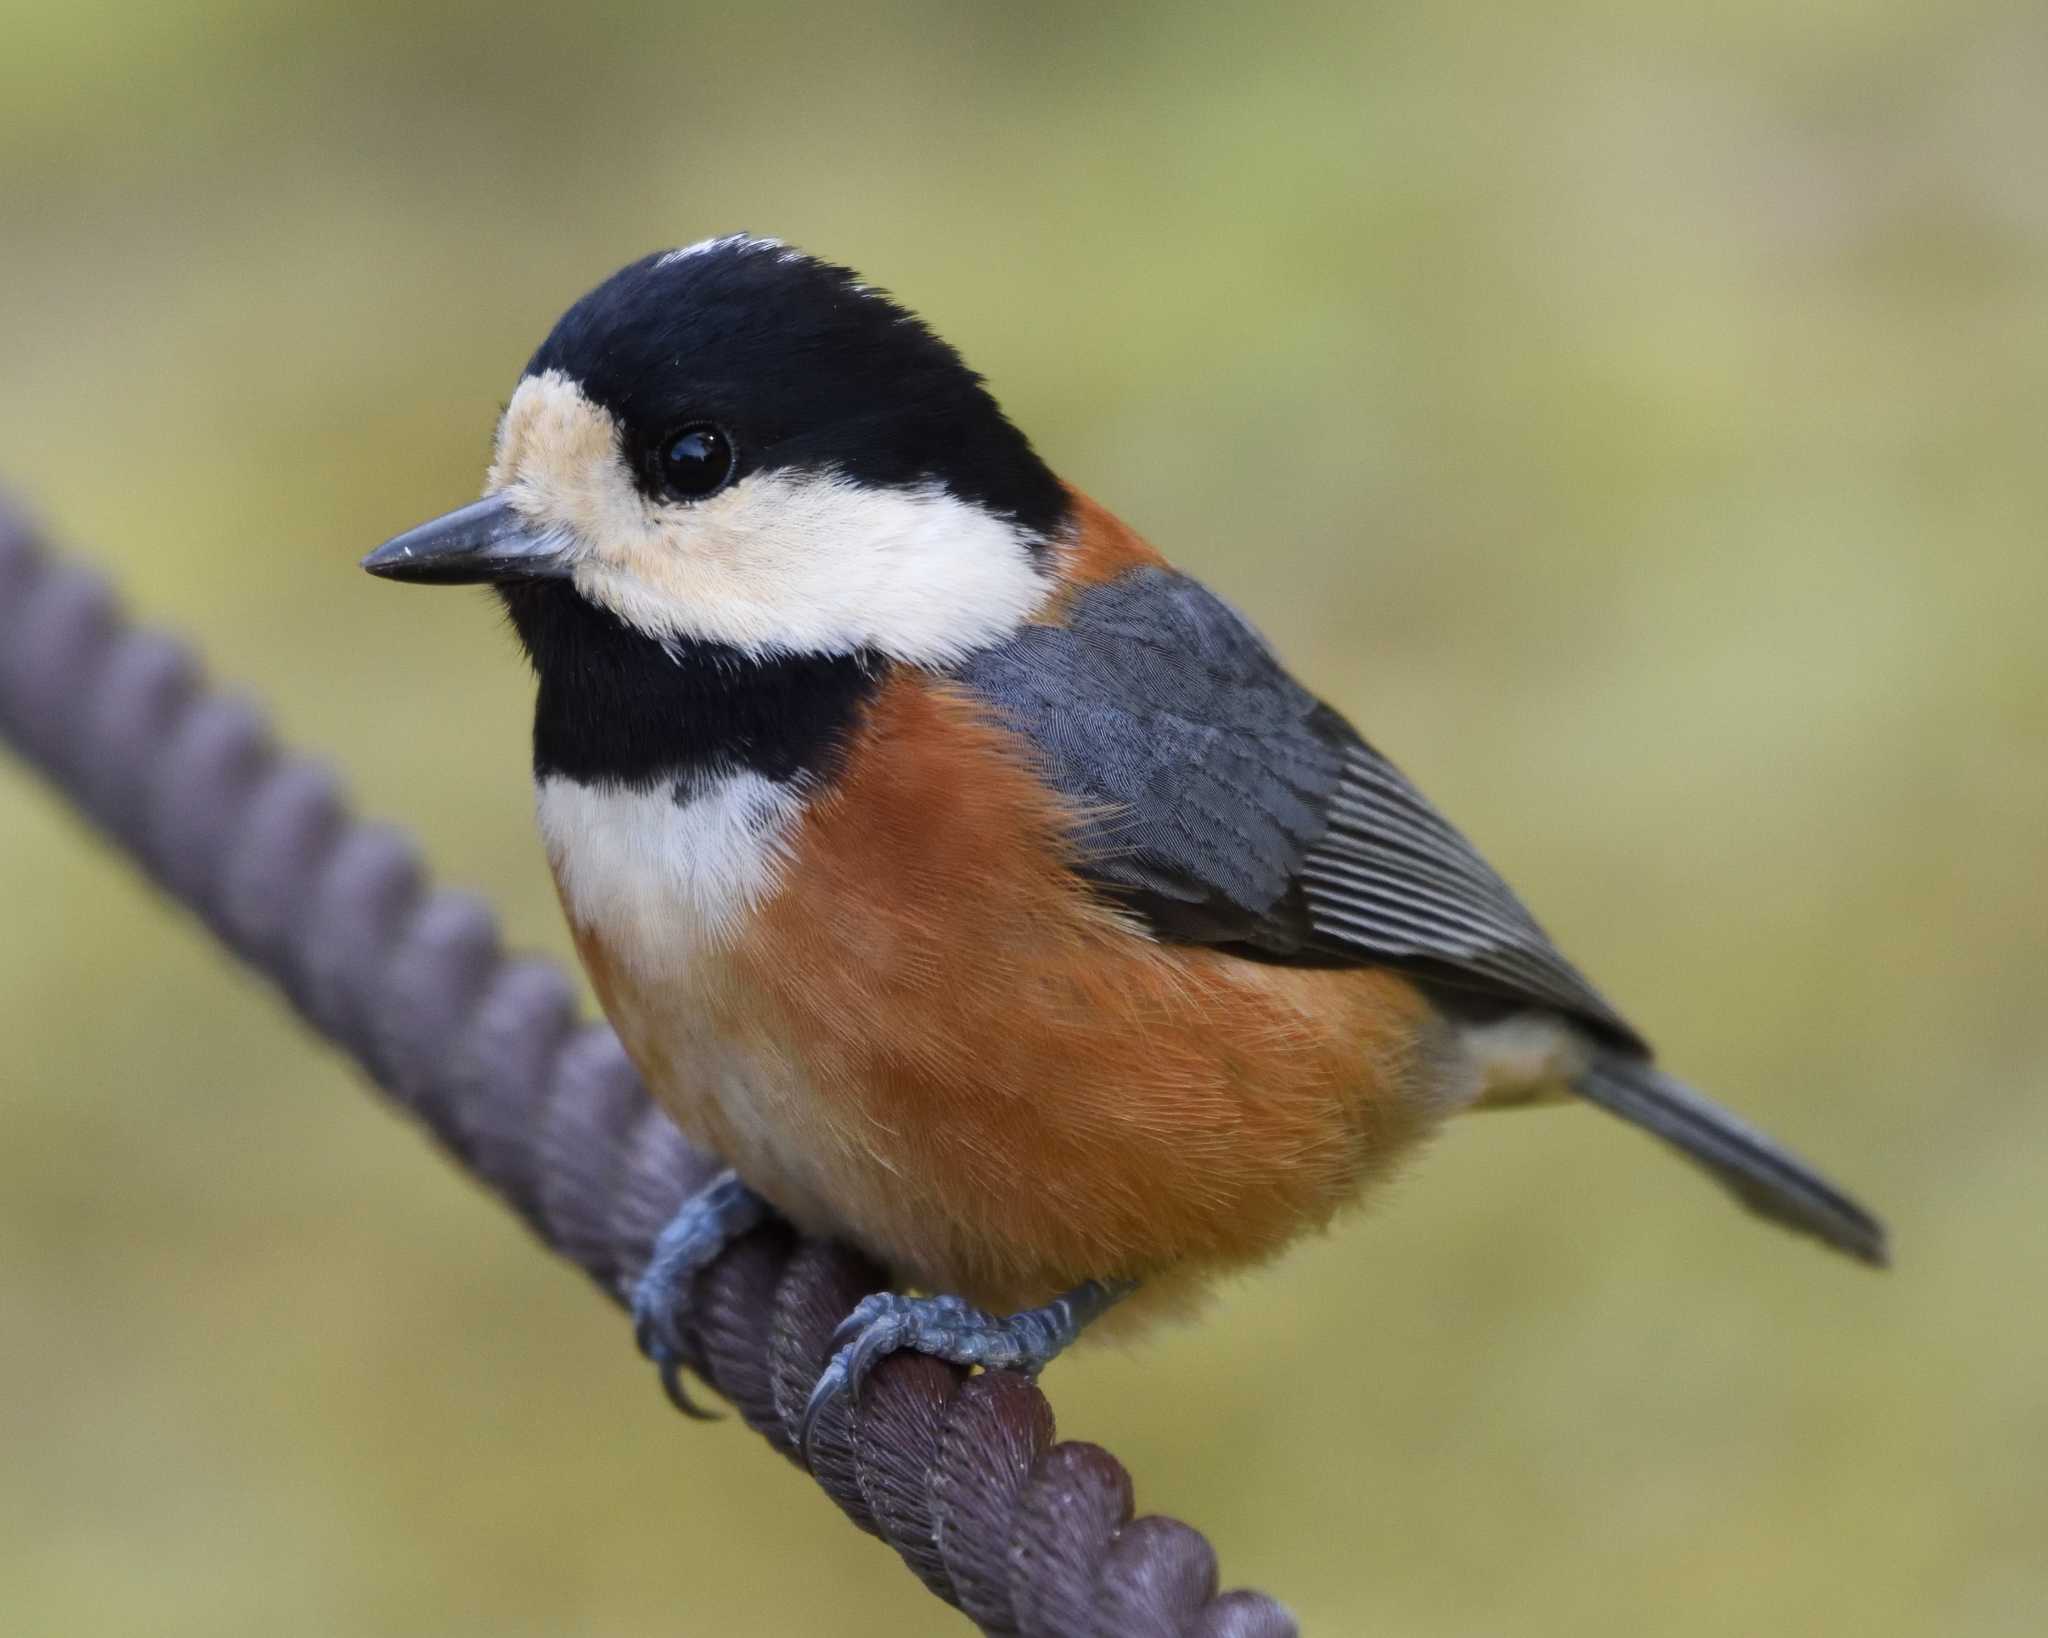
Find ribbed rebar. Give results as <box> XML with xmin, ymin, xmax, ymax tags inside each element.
<box><xmin>0</xmin><ymin>492</ymin><xmax>1297</xmax><ymax>1638</ymax></box>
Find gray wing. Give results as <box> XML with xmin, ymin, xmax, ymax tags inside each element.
<box><xmin>959</xmin><ymin>566</ymin><xmax>1642</xmax><ymax>1050</ymax></box>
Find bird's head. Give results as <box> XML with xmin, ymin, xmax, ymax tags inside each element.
<box><xmin>364</xmin><ymin>235</ymin><xmax>1068</xmax><ymax>667</ymax></box>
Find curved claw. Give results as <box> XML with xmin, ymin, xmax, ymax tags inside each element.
<box><xmin>797</xmin><ymin>1354</ymin><xmax>865</xmax><ymax>1459</ymax></box>
<box><xmin>627</xmin><ymin>1169</ymin><xmax>770</xmax><ymax>1418</ymax></box>
<box><xmin>796</xmin><ymin>1282</ymin><xmax>1136</xmax><ymax>1468</ymax></box>
<box><xmin>653</xmin><ymin>1350</ymin><xmax>721</xmax><ymax>1421</ymax></box>
<box><xmin>800</xmin><ymin>1292</ymin><xmax>912</xmax><ymax>1457</ymax></box>
<box><xmin>797</xmin><ymin>1349</ymin><xmax>856</xmax><ymax>1461</ymax></box>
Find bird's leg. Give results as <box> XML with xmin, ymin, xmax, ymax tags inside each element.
<box><xmin>628</xmin><ymin>1168</ymin><xmax>770</xmax><ymax>1417</ymax></box>
<box><xmin>799</xmin><ymin>1278</ymin><xmax>1136</xmax><ymax>1461</ymax></box>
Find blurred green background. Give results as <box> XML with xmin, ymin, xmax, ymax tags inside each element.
<box><xmin>2</xmin><ymin>2</ymin><xmax>2043</xmax><ymax>1633</ymax></box>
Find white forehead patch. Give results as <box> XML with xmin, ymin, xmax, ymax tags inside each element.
<box><xmin>488</xmin><ymin>371</ymin><xmax>1054</xmax><ymax>665</ymax></box>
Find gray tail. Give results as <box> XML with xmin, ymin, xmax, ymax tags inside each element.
<box><xmin>1574</xmin><ymin>1057</ymin><xmax>1889</xmax><ymax>1268</ymax></box>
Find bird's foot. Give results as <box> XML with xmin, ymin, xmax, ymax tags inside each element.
<box><xmin>799</xmin><ymin>1278</ymin><xmax>1135</xmax><ymax>1462</ymax></box>
<box><xmin>629</xmin><ymin>1169</ymin><xmax>769</xmax><ymax>1417</ymax></box>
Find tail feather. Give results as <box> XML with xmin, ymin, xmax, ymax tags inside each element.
<box><xmin>1574</xmin><ymin>1057</ymin><xmax>1889</xmax><ymax>1268</ymax></box>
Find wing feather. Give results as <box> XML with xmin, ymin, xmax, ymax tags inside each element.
<box><xmin>959</xmin><ymin>567</ymin><xmax>1641</xmax><ymax>1047</ymax></box>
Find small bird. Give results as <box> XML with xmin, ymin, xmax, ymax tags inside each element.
<box><xmin>364</xmin><ymin>235</ymin><xmax>1886</xmax><ymax>1450</ymax></box>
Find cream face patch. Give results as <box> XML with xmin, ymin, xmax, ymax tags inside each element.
<box><xmin>487</xmin><ymin>371</ymin><xmax>1052</xmax><ymax>664</ymax></box>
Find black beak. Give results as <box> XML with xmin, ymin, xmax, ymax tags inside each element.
<box><xmin>361</xmin><ymin>494</ymin><xmax>575</xmax><ymax>585</ymax></box>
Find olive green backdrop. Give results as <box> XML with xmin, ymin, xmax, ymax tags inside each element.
<box><xmin>2</xmin><ymin>3</ymin><xmax>2042</xmax><ymax>1633</ymax></box>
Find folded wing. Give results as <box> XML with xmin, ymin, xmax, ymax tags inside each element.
<box><xmin>960</xmin><ymin>565</ymin><xmax>1640</xmax><ymax>1049</ymax></box>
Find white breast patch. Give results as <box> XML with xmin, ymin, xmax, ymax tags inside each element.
<box><xmin>535</xmin><ymin>770</ymin><xmax>805</xmax><ymax>980</ymax></box>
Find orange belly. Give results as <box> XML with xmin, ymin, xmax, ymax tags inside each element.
<box><xmin>563</xmin><ymin>673</ymin><xmax>1455</xmax><ymax>1320</ymax></box>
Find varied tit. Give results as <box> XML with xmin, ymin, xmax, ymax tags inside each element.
<box><xmin>364</xmin><ymin>234</ymin><xmax>1886</xmax><ymax>1452</ymax></box>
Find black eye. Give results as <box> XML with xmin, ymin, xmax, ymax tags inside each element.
<box><xmin>654</xmin><ymin>423</ymin><xmax>736</xmax><ymax>500</ymax></box>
